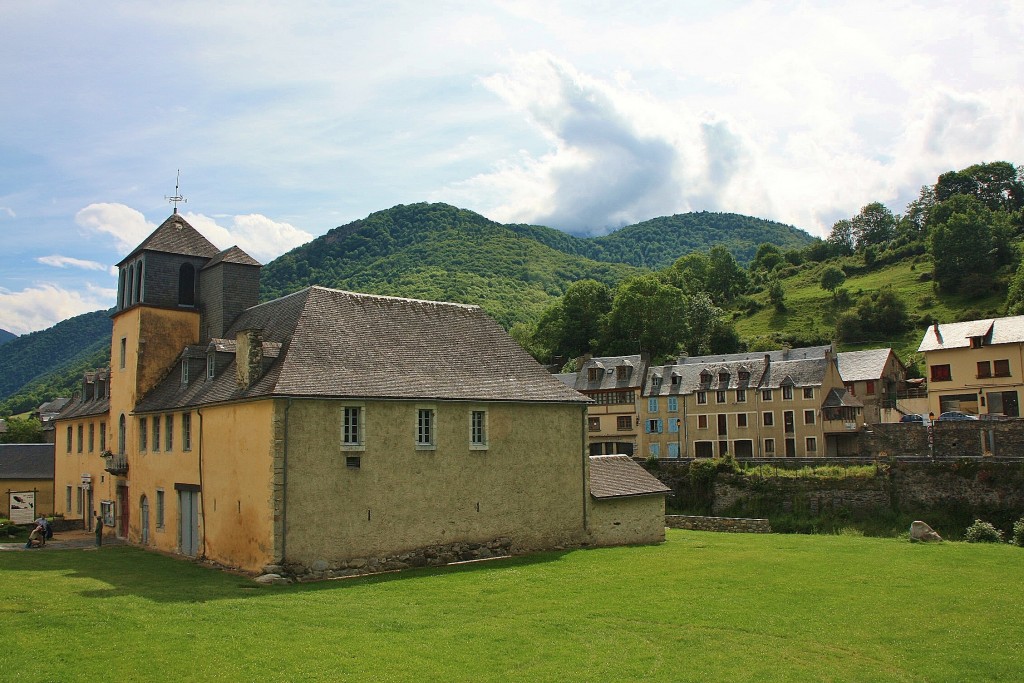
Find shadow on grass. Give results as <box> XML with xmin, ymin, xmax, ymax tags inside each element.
<box><xmin>0</xmin><ymin>544</ymin><xmax>571</xmax><ymax>604</ymax></box>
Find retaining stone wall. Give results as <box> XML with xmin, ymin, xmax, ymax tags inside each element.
<box><xmin>270</xmin><ymin>537</ymin><xmax>514</xmax><ymax>582</ymax></box>
<box><xmin>666</xmin><ymin>515</ymin><xmax>771</xmax><ymax>533</ymax></box>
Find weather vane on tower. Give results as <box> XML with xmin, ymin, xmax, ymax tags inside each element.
<box><xmin>165</xmin><ymin>170</ymin><xmax>187</xmax><ymax>214</ymax></box>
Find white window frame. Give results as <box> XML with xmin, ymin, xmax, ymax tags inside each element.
<box><xmin>341</xmin><ymin>404</ymin><xmax>365</xmax><ymax>451</ymax></box>
<box><xmin>806</xmin><ymin>437</ymin><xmax>817</xmax><ymax>453</ymax></box>
<box><xmin>416</xmin><ymin>406</ymin><xmax>437</xmax><ymax>450</ymax></box>
<box><xmin>764</xmin><ymin>438</ymin><xmax>775</xmax><ymax>454</ymax></box>
<box><xmin>182</xmin><ymin>412</ymin><xmax>192</xmax><ymax>451</ymax></box>
<box><xmin>470</xmin><ymin>409</ymin><xmax>488</xmax><ymax>450</ymax></box>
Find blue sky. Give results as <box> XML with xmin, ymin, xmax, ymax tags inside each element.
<box><xmin>2</xmin><ymin>1</ymin><xmax>1022</xmax><ymax>335</ymax></box>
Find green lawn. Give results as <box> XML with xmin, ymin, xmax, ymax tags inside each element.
<box><xmin>2</xmin><ymin>531</ymin><xmax>1022</xmax><ymax>681</ymax></box>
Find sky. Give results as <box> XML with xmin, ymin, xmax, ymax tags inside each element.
<box><xmin>1</xmin><ymin>1</ymin><xmax>1022</xmax><ymax>335</ymax></box>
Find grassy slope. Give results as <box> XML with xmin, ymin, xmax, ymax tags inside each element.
<box><xmin>1</xmin><ymin>531</ymin><xmax>1021</xmax><ymax>681</ymax></box>
<box><xmin>734</xmin><ymin>255</ymin><xmax>1007</xmax><ymax>363</ymax></box>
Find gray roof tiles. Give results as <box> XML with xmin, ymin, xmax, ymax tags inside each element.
<box><xmin>571</xmin><ymin>355</ymin><xmax>647</xmax><ymax>392</ymax></box>
<box><xmin>0</xmin><ymin>444</ymin><xmax>54</xmax><ymax>479</ymax></box>
<box><xmin>118</xmin><ymin>214</ymin><xmax>220</xmax><ymax>266</ymax></box>
<box><xmin>646</xmin><ymin>356</ymin><xmax>828</xmax><ymax>395</ymax></box>
<box><xmin>136</xmin><ymin>286</ymin><xmax>589</xmax><ymax>411</ymax></box>
<box><xmin>589</xmin><ymin>454</ymin><xmax>671</xmax><ymax>499</ymax></box>
<box><xmin>836</xmin><ymin>349</ymin><xmax>895</xmax><ymax>382</ymax></box>
<box><xmin>919</xmin><ymin>315</ymin><xmax>1024</xmax><ymax>352</ymax></box>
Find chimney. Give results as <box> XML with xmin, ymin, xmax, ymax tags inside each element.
<box><xmin>236</xmin><ymin>328</ymin><xmax>264</xmax><ymax>389</ymax></box>
<box><xmin>764</xmin><ymin>354</ymin><xmax>771</xmax><ymax>366</ymax></box>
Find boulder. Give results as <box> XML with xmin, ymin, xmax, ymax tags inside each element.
<box><xmin>254</xmin><ymin>573</ymin><xmax>282</xmax><ymax>584</ymax></box>
<box><xmin>910</xmin><ymin>520</ymin><xmax>943</xmax><ymax>543</ymax></box>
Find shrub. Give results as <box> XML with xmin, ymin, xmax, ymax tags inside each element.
<box><xmin>965</xmin><ymin>519</ymin><xmax>1004</xmax><ymax>543</ymax></box>
<box><xmin>1012</xmin><ymin>518</ymin><xmax>1024</xmax><ymax>547</ymax></box>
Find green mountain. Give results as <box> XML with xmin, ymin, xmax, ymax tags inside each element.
<box><xmin>0</xmin><ymin>310</ymin><xmax>113</xmax><ymax>414</ymax></box>
<box><xmin>0</xmin><ymin>329</ymin><xmax>15</xmax><ymax>346</ymax></box>
<box><xmin>3</xmin><ymin>203</ymin><xmax>814</xmax><ymax>413</ymax></box>
<box><xmin>261</xmin><ymin>203</ymin><xmax>812</xmax><ymax>326</ymax></box>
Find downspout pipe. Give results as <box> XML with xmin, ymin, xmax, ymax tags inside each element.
<box><xmin>197</xmin><ymin>407</ymin><xmax>207</xmax><ymax>559</ymax></box>
<box><xmin>281</xmin><ymin>398</ymin><xmax>293</xmax><ymax>563</ymax></box>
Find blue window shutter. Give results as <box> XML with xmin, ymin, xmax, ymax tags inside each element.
<box><xmin>658</xmin><ymin>419</ymin><xmax>663</xmax><ymax>433</ymax></box>
<box><xmin>645</xmin><ymin>420</ymin><xmax>651</xmax><ymax>433</ymax></box>
<box><xmin>668</xmin><ymin>397</ymin><xmax>678</xmax><ymax>412</ymax></box>
<box><xmin>648</xmin><ymin>398</ymin><xmax>658</xmax><ymax>412</ymax></box>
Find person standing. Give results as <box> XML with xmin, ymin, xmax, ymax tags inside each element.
<box><xmin>94</xmin><ymin>513</ymin><xmax>103</xmax><ymax>547</ymax></box>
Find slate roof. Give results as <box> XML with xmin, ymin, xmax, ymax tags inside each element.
<box><xmin>204</xmin><ymin>245</ymin><xmax>261</xmax><ymax>269</ymax></box>
<box><xmin>646</xmin><ymin>356</ymin><xmax>830</xmax><ymax>396</ymax></box>
<box><xmin>822</xmin><ymin>388</ymin><xmax>864</xmax><ymax>408</ymax></box>
<box><xmin>836</xmin><ymin>349</ymin><xmax>896</xmax><ymax>383</ymax></box>
<box><xmin>570</xmin><ymin>355</ymin><xmax>647</xmax><ymax>392</ymax></box>
<box><xmin>0</xmin><ymin>444</ymin><xmax>54</xmax><ymax>479</ymax></box>
<box><xmin>918</xmin><ymin>315</ymin><xmax>1024</xmax><ymax>352</ymax></box>
<box><xmin>136</xmin><ymin>286</ymin><xmax>590</xmax><ymax>411</ymax></box>
<box><xmin>117</xmin><ymin>214</ymin><xmax>221</xmax><ymax>266</ymax></box>
<box><xmin>36</xmin><ymin>397</ymin><xmax>70</xmax><ymax>416</ymax></box>
<box><xmin>589</xmin><ymin>455</ymin><xmax>671</xmax><ymax>499</ymax></box>
<box><xmin>59</xmin><ymin>390</ymin><xmax>111</xmax><ymax>420</ymax></box>
<box><xmin>677</xmin><ymin>345</ymin><xmax>832</xmax><ymax>365</ymax></box>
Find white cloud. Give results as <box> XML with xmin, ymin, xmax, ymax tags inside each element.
<box><xmin>75</xmin><ymin>203</ymin><xmax>154</xmax><ymax>252</ymax></box>
<box><xmin>180</xmin><ymin>212</ymin><xmax>313</xmax><ymax>262</ymax></box>
<box><xmin>37</xmin><ymin>254</ymin><xmax>110</xmax><ymax>272</ymax></box>
<box><xmin>0</xmin><ymin>283</ymin><xmax>114</xmax><ymax>336</ymax></box>
<box><xmin>0</xmin><ymin>207</ymin><xmax>14</xmax><ymax>218</ymax></box>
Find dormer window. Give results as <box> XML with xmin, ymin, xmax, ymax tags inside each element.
<box><xmin>719</xmin><ymin>371</ymin><xmax>730</xmax><ymax>383</ymax></box>
<box><xmin>671</xmin><ymin>374</ymin><xmax>681</xmax><ymax>386</ymax></box>
<box><xmin>181</xmin><ymin>360</ymin><xmax>189</xmax><ymax>386</ymax></box>
<box><xmin>700</xmin><ymin>370</ymin><xmax>712</xmax><ymax>384</ymax></box>
<box><xmin>207</xmin><ymin>353</ymin><xmax>215</xmax><ymax>379</ymax></box>
<box><xmin>739</xmin><ymin>370</ymin><xmax>750</xmax><ymax>382</ymax></box>
<box><xmin>971</xmin><ymin>336</ymin><xmax>984</xmax><ymax>349</ymax></box>
<box><xmin>616</xmin><ymin>366</ymin><xmax>628</xmax><ymax>381</ymax></box>
<box><xmin>651</xmin><ymin>376</ymin><xmax>662</xmax><ymax>389</ymax></box>
<box><xmin>588</xmin><ymin>367</ymin><xmax>601</xmax><ymax>382</ymax></box>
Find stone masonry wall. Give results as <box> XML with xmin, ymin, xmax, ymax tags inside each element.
<box><xmin>666</xmin><ymin>515</ymin><xmax>771</xmax><ymax>533</ymax></box>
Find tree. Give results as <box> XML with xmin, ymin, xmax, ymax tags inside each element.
<box><xmin>0</xmin><ymin>416</ymin><xmax>44</xmax><ymax>444</ymax></box>
<box><xmin>750</xmin><ymin>243</ymin><xmax>784</xmax><ymax>273</ymax></box>
<box><xmin>935</xmin><ymin>161</ymin><xmax>1024</xmax><ymax>212</ymax></box>
<box><xmin>826</xmin><ymin>220</ymin><xmax>855</xmax><ymax>256</ymax></box>
<box><xmin>850</xmin><ymin>202</ymin><xmax>897</xmax><ymax>250</ymax></box>
<box><xmin>767</xmin><ymin>278</ymin><xmax>785</xmax><ymax>311</ymax></box>
<box><xmin>820</xmin><ymin>266</ymin><xmax>846</xmax><ymax>298</ymax></box>
<box><xmin>930</xmin><ymin>195</ymin><xmax>1013</xmax><ymax>293</ymax></box>
<box><xmin>705</xmin><ymin>246</ymin><xmax>749</xmax><ymax>304</ymax></box>
<box><xmin>835</xmin><ymin>287</ymin><xmax>909</xmax><ymax>343</ymax></box>
<box><xmin>602</xmin><ymin>274</ymin><xmax>688</xmax><ymax>359</ymax></box>
<box><xmin>683</xmin><ymin>292</ymin><xmax>726</xmax><ymax>357</ymax></box>
<box><xmin>558</xmin><ymin>280</ymin><xmax>612</xmax><ymax>358</ymax></box>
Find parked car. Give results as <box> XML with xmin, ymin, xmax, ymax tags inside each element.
<box><xmin>899</xmin><ymin>413</ymin><xmax>931</xmax><ymax>426</ymax></box>
<box><xmin>936</xmin><ymin>411</ymin><xmax>979</xmax><ymax>421</ymax></box>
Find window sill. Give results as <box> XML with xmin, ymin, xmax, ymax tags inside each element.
<box><xmin>341</xmin><ymin>444</ymin><xmax>365</xmax><ymax>452</ymax></box>
<box><xmin>415</xmin><ymin>445</ymin><xmax>436</xmax><ymax>451</ymax></box>
<box><xmin>470</xmin><ymin>444</ymin><xmax>489</xmax><ymax>451</ymax></box>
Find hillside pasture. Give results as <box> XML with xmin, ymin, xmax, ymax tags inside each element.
<box><xmin>1</xmin><ymin>530</ymin><xmax>1021</xmax><ymax>681</ymax></box>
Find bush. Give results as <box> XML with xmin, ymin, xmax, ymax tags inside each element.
<box><xmin>1012</xmin><ymin>518</ymin><xmax>1024</xmax><ymax>547</ymax></box>
<box><xmin>965</xmin><ymin>519</ymin><xmax>1004</xmax><ymax>543</ymax></box>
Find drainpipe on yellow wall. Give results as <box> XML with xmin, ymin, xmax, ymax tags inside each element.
<box><xmin>197</xmin><ymin>407</ymin><xmax>207</xmax><ymax>559</ymax></box>
<box><xmin>581</xmin><ymin>404</ymin><xmax>588</xmax><ymax>533</ymax></box>
<box><xmin>281</xmin><ymin>398</ymin><xmax>293</xmax><ymax>563</ymax></box>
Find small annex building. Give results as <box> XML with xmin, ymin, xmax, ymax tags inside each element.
<box><xmin>53</xmin><ymin>211</ymin><xmax>665</xmax><ymax>574</ymax></box>
<box><xmin>588</xmin><ymin>454</ymin><xmax>671</xmax><ymax>545</ymax></box>
<box><xmin>0</xmin><ymin>443</ymin><xmax>55</xmax><ymax>520</ymax></box>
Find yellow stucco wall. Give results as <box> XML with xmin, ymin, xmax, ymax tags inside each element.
<box><xmin>281</xmin><ymin>399</ymin><xmax>588</xmax><ymax>566</ymax></box>
<box><xmin>587</xmin><ymin>495</ymin><xmax>666</xmax><ymax>546</ymax></box>
<box><xmin>52</xmin><ymin>414</ymin><xmax>110</xmax><ymax>527</ymax></box>
<box><xmin>924</xmin><ymin>343</ymin><xmax>1024</xmax><ymax>416</ymax></box>
<box><xmin>2</xmin><ymin>479</ymin><xmax>54</xmax><ymax>518</ymax></box>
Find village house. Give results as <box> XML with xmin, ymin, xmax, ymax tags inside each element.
<box><xmin>918</xmin><ymin>315</ymin><xmax>1024</xmax><ymax>417</ymax></box>
<box><xmin>640</xmin><ymin>346</ymin><xmax>864</xmax><ymax>458</ymax></box>
<box><xmin>1</xmin><ymin>443</ymin><xmax>55</xmax><ymax>520</ymax></box>
<box><xmin>54</xmin><ymin>212</ymin><xmax>667</xmax><ymax>574</ymax></box>
<box><xmin>557</xmin><ymin>355</ymin><xmax>648</xmax><ymax>457</ymax></box>
<box><xmin>835</xmin><ymin>348</ymin><xmax>907</xmax><ymax>423</ymax></box>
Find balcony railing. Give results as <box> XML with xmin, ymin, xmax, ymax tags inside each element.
<box><xmin>102</xmin><ymin>451</ymin><xmax>128</xmax><ymax>476</ymax></box>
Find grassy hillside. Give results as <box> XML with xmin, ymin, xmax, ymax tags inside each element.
<box><xmin>734</xmin><ymin>252</ymin><xmax>1007</xmax><ymax>364</ymax></box>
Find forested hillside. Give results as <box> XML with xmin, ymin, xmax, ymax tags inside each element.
<box><xmin>5</xmin><ymin>162</ymin><xmax>1019</xmax><ymax>414</ymax></box>
<box><xmin>0</xmin><ymin>309</ymin><xmax>113</xmax><ymax>412</ymax></box>
<box><xmin>0</xmin><ymin>329</ymin><xmax>15</xmax><ymax>346</ymax></box>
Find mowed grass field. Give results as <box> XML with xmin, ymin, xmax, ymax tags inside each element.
<box><xmin>2</xmin><ymin>530</ymin><xmax>1022</xmax><ymax>682</ymax></box>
